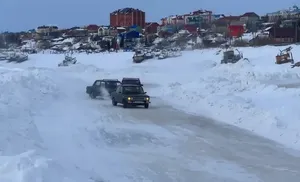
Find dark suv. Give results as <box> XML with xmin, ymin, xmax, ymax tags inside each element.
<box><xmin>111</xmin><ymin>84</ymin><xmax>150</xmax><ymax>108</ymax></box>
<box><xmin>121</xmin><ymin>77</ymin><xmax>143</xmax><ymax>86</ymax></box>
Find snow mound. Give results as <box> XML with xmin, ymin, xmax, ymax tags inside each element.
<box><xmin>154</xmin><ymin>45</ymin><xmax>300</xmax><ymax>149</ymax></box>
<box><xmin>163</xmin><ymin>79</ymin><xmax>300</xmax><ymax>148</ymax></box>
<box><xmin>0</xmin><ymin>67</ymin><xmax>72</xmax><ymax>181</ymax></box>
<box><xmin>0</xmin><ymin>150</ymin><xmax>71</xmax><ymax>182</ymax></box>
<box><xmin>0</xmin><ymin>67</ymin><xmax>58</xmax><ymax>153</ymax></box>
<box><xmin>58</xmin><ymin>63</ymin><xmax>105</xmax><ymax>73</ymax></box>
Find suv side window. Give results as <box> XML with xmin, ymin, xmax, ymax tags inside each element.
<box><xmin>94</xmin><ymin>81</ymin><xmax>101</xmax><ymax>86</ymax></box>
<box><xmin>116</xmin><ymin>86</ymin><xmax>122</xmax><ymax>93</ymax></box>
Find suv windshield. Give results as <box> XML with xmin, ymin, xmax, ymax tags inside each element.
<box><xmin>122</xmin><ymin>80</ymin><xmax>140</xmax><ymax>85</ymax></box>
<box><xmin>123</xmin><ymin>86</ymin><xmax>144</xmax><ymax>94</ymax></box>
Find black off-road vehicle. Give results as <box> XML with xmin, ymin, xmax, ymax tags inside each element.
<box><xmin>111</xmin><ymin>84</ymin><xmax>150</xmax><ymax>108</ymax></box>
<box><xmin>86</xmin><ymin>79</ymin><xmax>120</xmax><ymax>98</ymax></box>
<box><xmin>121</xmin><ymin>77</ymin><xmax>143</xmax><ymax>86</ymax></box>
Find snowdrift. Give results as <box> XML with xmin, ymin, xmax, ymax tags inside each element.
<box><xmin>0</xmin><ymin>65</ymin><xmax>162</xmax><ymax>182</ymax></box>
<box><xmin>0</xmin><ymin>150</ymin><xmax>70</xmax><ymax>182</ymax></box>
<box><xmin>0</xmin><ymin>67</ymin><xmax>60</xmax><ymax>155</ymax></box>
<box><xmin>0</xmin><ymin>67</ymin><xmax>71</xmax><ymax>181</ymax></box>
<box><xmin>153</xmin><ymin>46</ymin><xmax>300</xmax><ymax>149</ymax></box>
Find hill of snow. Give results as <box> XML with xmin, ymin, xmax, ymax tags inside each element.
<box><xmin>147</xmin><ymin>46</ymin><xmax>300</xmax><ymax>148</ymax></box>
<box><xmin>0</xmin><ymin>65</ymin><xmax>150</xmax><ymax>182</ymax></box>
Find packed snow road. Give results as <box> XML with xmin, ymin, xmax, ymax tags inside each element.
<box><xmin>101</xmin><ymin>96</ymin><xmax>300</xmax><ymax>182</ymax></box>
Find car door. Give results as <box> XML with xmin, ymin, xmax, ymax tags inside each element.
<box><xmin>93</xmin><ymin>80</ymin><xmax>101</xmax><ymax>92</ymax></box>
<box><xmin>115</xmin><ymin>86</ymin><xmax>122</xmax><ymax>102</ymax></box>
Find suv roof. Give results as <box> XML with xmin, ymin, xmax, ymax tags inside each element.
<box><xmin>122</xmin><ymin>78</ymin><xmax>140</xmax><ymax>80</ymax></box>
<box><xmin>102</xmin><ymin>79</ymin><xmax>120</xmax><ymax>82</ymax></box>
<box><xmin>121</xmin><ymin>84</ymin><xmax>143</xmax><ymax>87</ymax></box>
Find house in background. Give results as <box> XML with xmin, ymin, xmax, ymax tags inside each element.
<box><xmin>183</xmin><ymin>10</ymin><xmax>212</xmax><ymax>29</ymax></box>
<box><xmin>64</xmin><ymin>28</ymin><xmax>88</xmax><ymax>38</ymax></box>
<box><xmin>145</xmin><ymin>22</ymin><xmax>159</xmax><ymax>34</ymax></box>
<box><xmin>212</xmin><ymin>16</ymin><xmax>241</xmax><ymax>36</ymax></box>
<box><xmin>98</xmin><ymin>26</ymin><xmax>110</xmax><ymax>36</ymax></box>
<box><xmin>239</xmin><ymin>12</ymin><xmax>260</xmax><ymax>32</ymax></box>
<box><xmin>228</xmin><ymin>21</ymin><xmax>245</xmax><ymax>37</ymax></box>
<box><xmin>159</xmin><ymin>9</ymin><xmax>213</xmax><ymax>35</ymax></box>
<box><xmin>36</xmin><ymin>25</ymin><xmax>58</xmax><ymax>34</ymax></box>
<box><xmin>267</xmin><ymin>19</ymin><xmax>300</xmax><ymax>43</ymax></box>
<box><xmin>161</xmin><ymin>15</ymin><xmax>184</xmax><ymax>25</ymax></box>
<box><xmin>35</xmin><ymin>25</ymin><xmax>60</xmax><ymax>40</ymax></box>
<box><xmin>85</xmin><ymin>24</ymin><xmax>99</xmax><ymax>34</ymax></box>
<box><xmin>211</xmin><ymin>19</ymin><xmax>228</xmax><ymax>35</ymax></box>
<box><xmin>240</xmin><ymin>12</ymin><xmax>259</xmax><ymax>23</ymax></box>
<box><xmin>184</xmin><ymin>24</ymin><xmax>198</xmax><ymax>34</ymax></box>
<box><xmin>267</xmin><ymin>5</ymin><xmax>300</xmax><ymax>22</ymax></box>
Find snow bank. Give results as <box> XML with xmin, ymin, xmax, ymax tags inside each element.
<box><xmin>155</xmin><ymin>46</ymin><xmax>300</xmax><ymax>149</ymax></box>
<box><xmin>0</xmin><ymin>67</ymin><xmax>60</xmax><ymax>154</ymax></box>
<box><xmin>0</xmin><ymin>64</ymin><xmax>166</xmax><ymax>181</ymax></box>
<box><xmin>0</xmin><ymin>150</ymin><xmax>71</xmax><ymax>182</ymax></box>
<box><xmin>0</xmin><ymin>67</ymin><xmax>71</xmax><ymax>181</ymax></box>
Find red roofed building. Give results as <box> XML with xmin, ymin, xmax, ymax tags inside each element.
<box><xmin>86</xmin><ymin>24</ymin><xmax>99</xmax><ymax>33</ymax></box>
<box><xmin>184</xmin><ymin>25</ymin><xmax>197</xmax><ymax>33</ymax></box>
<box><xmin>145</xmin><ymin>22</ymin><xmax>159</xmax><ymax>34</ymax></box>
<box><xmin>228</xmin><ymin>24</ymin><xmax>245</xmax><ymax>37</ymax></box>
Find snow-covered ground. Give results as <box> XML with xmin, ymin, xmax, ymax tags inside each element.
<box><xmin>34</xmin><ymin>46</ymin><xmax>300</xmax><ymax>150</ymax></box>
<box><xmin>1</xmin><ymin>46</ymin><xmax>300</xmax><ymax>181</ymax></box>
<box><xmin>146</xmin><ymin>46</ymin><xmax>300</xmax><ymax>149</ymax></box>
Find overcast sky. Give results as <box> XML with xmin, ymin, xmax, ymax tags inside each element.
<box><xmin>0</xmin><ymin>0</ymin><xmax>297</xmax><ymax>31</ymax></box>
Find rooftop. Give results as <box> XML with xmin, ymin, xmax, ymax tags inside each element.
<box><xmin>111</xmin><ymin>8</ymin><xmax>144</xmax><ymax>15</ymax></box>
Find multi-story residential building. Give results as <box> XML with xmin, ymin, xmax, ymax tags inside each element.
<box><xmin>110</xmin><ymin>8</ymin><xmax>145</xmax><ymax>28</ymax></box>
<box><xmin>160</xmin><ymin>9</ymin><xmax>212</xmax><ymax>30</ymax></box>
<box><xmin>161</xmin><ymin>15</ymin><xmax>185</xmax><ymax>25</ymax></box>
<box><xmin>267</xmin><ymin>5</ymin><xmax>300</xmax><ymax>22</ymax></box>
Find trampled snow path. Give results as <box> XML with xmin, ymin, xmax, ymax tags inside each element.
<box><xmin>1</xmin><ymin>47</ymin><xmax>300</xmax><ymax>181</ymax></box>
<box><xmin>1</xmin><ymin>66</ymin><xmax>300</xmax><ymax>182</ymax></box>
<box><xmin>0</xmin><ymin>66</ymin><xmax>260</xmax><ymax>182</ymax></box>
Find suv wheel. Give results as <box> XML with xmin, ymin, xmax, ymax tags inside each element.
<box><xmin>112</xmin><ymin>98</ymin><xmax>117</xmax><ymax>106</ymax></box>
<box><xmin>144</xmin><ymin>103</ymin><xmax>149</xmax><ymax>109</ymax></box>
<box><xmin>122</xmin><ymin>101</ymin><xmax>128</xmax><ymax>108</ymax></box>
<box><xmin>90</xmin><ymin>93</ymin><xmax>96</xmax><ymax>99</ymax></box>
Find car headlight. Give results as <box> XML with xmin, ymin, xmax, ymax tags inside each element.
<box><xmin>145</xmin><ymin>97</ymin><xmax>149</xmax><ymax>100</ymax></box>
<box><xmin>127</xmin><ymin>97</ymin><xmax>132</xmax><ymax>100</ymax></box>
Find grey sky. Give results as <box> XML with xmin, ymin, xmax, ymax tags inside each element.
<box><xmin>0</xmin><ymin>0</ymin><xmax>297</xmax><ymax>31</ymax></box>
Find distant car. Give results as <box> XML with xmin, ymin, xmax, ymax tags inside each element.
<box><xmin>86</xmin><ymin>79</ymin><xmax>120</xmax><ymax>98</ymax></box>
<box><xmin>111</xmin><ymin>84</ymin><xmax>150</xmax><ymax>108</ymax></box>
<box><xmin>121</xmin><ymin>77</ymin><xmax>143</xmax><ymax>86</ymax></box>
